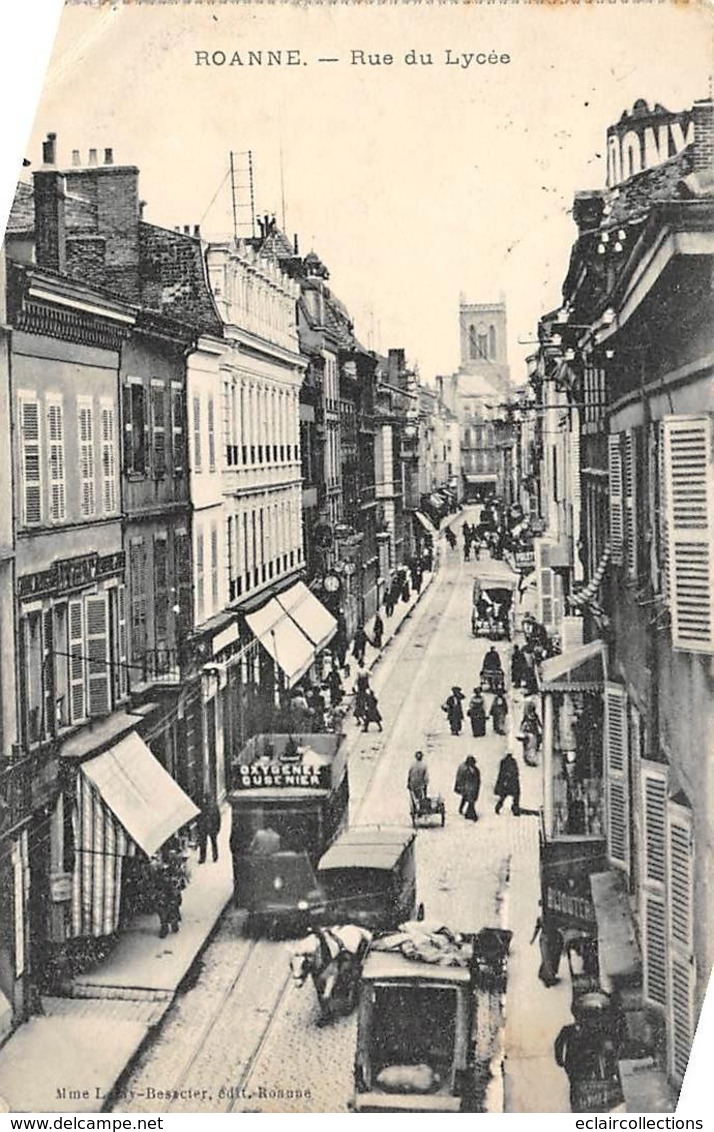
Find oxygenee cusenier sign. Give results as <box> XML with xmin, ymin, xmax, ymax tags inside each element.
<box><xmin>234</xmin><ymin>762</ymin><xmax>331</xmax><ymax>790</ymax></box>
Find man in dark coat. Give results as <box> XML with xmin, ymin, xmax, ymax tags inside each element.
<box><xmin>372</xmin><ymin>611</ymin><xmax>384</xmax><ymax>650</ymax></box>
<box><xmin>362</xmin><ymin>688</ymin><xmax>383</xmax><ymax>733</ymax></box>
<box><xmin>454</xmin><ymin>757</ymin><xmax>471</xmax><ymax>816</ymax></box>
<box><xmin>197</xmin><ymin>795</ymin><xmax>222</xmax><ymax>862</ymax></box>
<box><xmin>490</xmin><ymin>692</ymin><xmax>509</xmax><ymax>736</ymax></box>
<box><xmin>442</xmin><ymin>686</ymin><xmax>465</xmax><ymax>735</ymax></box>
<box><xmin>461</xmin><ymin>755</ymin><xmax>481</xmax><ymax>821</ymax></box>
<box><xmin>352</xmin><ymin>625</ymin><xmax>368</xmax><ymax>666</ymax></box>
<box><xmin>407</xmin><ymin>750</ymin><xmax>429</xmax><ymax>805</ymax></box>
<box><xmin>494</xmin><ymin>752</ymin><xmax>521</xmax><ymax>815</ymax></box>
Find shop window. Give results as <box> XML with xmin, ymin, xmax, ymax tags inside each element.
<box><xmin>551</xmin><ymin>690</ymin><xmax>605</xmax><ymax>838</ymax></box>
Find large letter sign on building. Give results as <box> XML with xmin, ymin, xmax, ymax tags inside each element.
<box><xmin>606</xmin><ymin>100</ymin><xmax>694</xmax><ymax>188</ymax></box>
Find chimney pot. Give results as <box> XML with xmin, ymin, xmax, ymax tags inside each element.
<box><xmin>42</xmin><ymin>133</ymin><xmax>57</xmax><ymax>166</ymax></box>
<box><xmin>139</xmin><ymin>200</ymin><xmax>146</xmax><ymax>220</ymax></box>
<box><xmin>183</xmin><ymin>225</ymin><xmax>190</xmax><ymax>235</ymax></box>
<box><xmin>104</xmin><ymin>148</ymin><xmax>114</xmax><ymax>165</ymax></box>
<box><xmin>193</xmin><ymin>224</ymin><xmax>200</xmax><ymax>237</ymax></box>
<box><xmin>71</xmin><ymin>150</ymin><xmax>81</xmax><ymax>166</ymax></box>
<box><xmin>294</xmin><ymin>233</ymin><xmax>299</xmax><ymax>254</ymax></box>
<box><xmin>88</xmin><ymin>148</ymin><xmax>98</xmax><ymax>166</ymax></box>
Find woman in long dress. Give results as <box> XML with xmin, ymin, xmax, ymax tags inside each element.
<box><xmin>467</xmin><ymin>689</ymin><xmax>487</xmax><ymax>738</ymax></box>
<box><xmin>520</xmin><ymin>702</ymin><xmax>543</xmax><ymax>767</ymax></box>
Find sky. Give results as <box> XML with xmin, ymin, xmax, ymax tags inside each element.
<box><xmin>1</xmin><ymin>0</ymin><xmax>712</xmax><ymax>390</ymax></box>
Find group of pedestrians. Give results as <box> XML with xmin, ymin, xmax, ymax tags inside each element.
<box><xmin>461</xmin><ymin>521</ymin><xmax>481</xmax><ymax>561</ymax></box>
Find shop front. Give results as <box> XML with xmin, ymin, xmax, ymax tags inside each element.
<box><xmin>539</xmin><ymin>640</ymin><xmax>608</xmax><ymax>841</ymax></box>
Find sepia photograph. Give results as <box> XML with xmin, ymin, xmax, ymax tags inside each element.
<box><xmin>0</xmin><ymin>0</ymin><xmax>712</xmax><ymax>1117</ymax></box>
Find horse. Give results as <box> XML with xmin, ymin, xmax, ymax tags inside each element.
<box><xmin>289</xmin><ymin>924</ymin><xmax>373</xmax><ymax>1021</ymax></box>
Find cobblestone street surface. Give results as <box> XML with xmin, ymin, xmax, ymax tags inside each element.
<box><xmin>113</xmin><ymin>512</ymin><xmax>546</xmax><ymax>1114</ymax></box>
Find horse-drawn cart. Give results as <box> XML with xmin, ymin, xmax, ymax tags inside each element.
<box><xmin>352</xmin><ymin>924</ymin><xmax>512</xmax><ymax>1112</ymax></box>
<box><xmin>471</xmin><ymin>574</ymin><xmax>516</xmax><ymax>642</ymax></box>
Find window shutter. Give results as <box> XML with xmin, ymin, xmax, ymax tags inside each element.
<box><xmin>19</xmin><ymin>395</ymin><xmax>42</xmax><ymax>526</ymax></box>
<box><xmin>154</xmin><ymin>536</ymin><xmax>169</xmax><ymax>649</ymax></box>
<box><xmin>174</xmin><ymin>528</ymin><xmax>193</xmax><ymax>643</ymax></box>
<box><xmin>100</xmin><ymin>401</ymin><xmax>117</xmax><ymax>514</ymax></box>
<box><xmin>152</xmin><ymin>384</ymin><xmax>166</xmax><ymax>479</ymax></box>
<box><xmin>644</xmin><ymin>892</ymin><xmax>667</xmax><ymax>1009</ymax></box>
<box><xmin>68</xmin><ymin>598</ymin><xmax>85</xmax><ymax>722</ymax></box>
<box><xmin>171</xmin><ymin>383</ymin><xmax>185</xmax><ymax>474</ymax></box>
<box><xmin>193</xmin><ymin>395</ymin><xmax>202</xmax><ymax>470</ymax></box>
<box><xmin>604</xmin><ymin>684</ymin><xmax>629</xmax><ymax>872</ymax></box>
<box><xmin>211</xmin><ymin>524</ymin><xmax>219</xmax><ymax>607</ymax></box>
<box><xmin>78</xmin><ymin>401</ymin><xmax>96</xmax><ymax>517</ymax></box>
<box><xmin>208</xmin><ymin>396</ymin><xmax>216</xmax><ymax>470</ymax></box>
<box><xmin>658</xmin><ymin>421</ymin><xmax>670</xmax><ymax>601</ymax></box>
<box><xmin>47</xmin><ymin>398</ymin><xmax>66</xmax><ymax>523</ymax></box>
<box><xmin>129</xmin><ymin>540</ymin><xmax>147</xmax><ymax>660</ymax></box>
<box><xmin>624</xmin><ymin>428</ymin><xmax>638</xmax><ymax>579</ymax></box>
<box><xmin>117</xmin><ymin>583</ymin><xmax>128</xmax><ymax>699</ymax></box>
<box><xmin>663</xmin><ymin>416</ymin><xmax>714</xmax><ymax>653</ymax></box>
<box><xmin>641</xmin><ymin>765</ymin><xmax>667</xmax><ymax>1009</ymax></box>
<box><xmin>608</xmin><ymin>433</ymin><xmax>624</xmax><ymax>566</ymax></box>
<box><xmin>196</xmin><ymin>529</ymin><xmax>205</xmax><ymax>623</ymax></box>
<box><xmin>667</xmin><ymin>803</ymin><xmax>695</xmax><ymax>1082</ymax></box>
<box><xmin>85</xmin><ymin>593</ymin><xmax>110</xmax><ymax>717</ymax></box>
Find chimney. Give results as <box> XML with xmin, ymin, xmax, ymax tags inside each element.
<box><xmin>71</xmin><ymin>150</ymin><xmax>81</xmax><ymax>166</ymax></box>
<box><xmin>193</xmin><ymin>225</ymin><xmax>200</xmax><ymax>238</ymax></box>
<box><xmin>692</xmin><ymin>99</ymin><xmax>714</xmax><ymax>173</ymax></box>
<box><xmin>183</xmin><ymin>225</ymin><xmax>190</xmax><ymax>235</ymax></box>
<box><xmin>88</xmin><ymin>148</ymin><xmax>98</xmax><ymax>166</ymax></box>
<box><xmin>139</xmin><ymin>200</ymin><xmax>146</xmax><ymax>220</ymax></box>
<box><xmin>294</xmin><ymin>233</ymin><xmax>299</xmax><ymax>255</ymax></box>
<box><xmin>104</xmin><ymin>148</ymin><xmax>114</xmax><ymax>165</ymax></box>
<box><xmin>572</xmin><ymin>190</ymin><xmax>605</xmax><ymax>235</ymax></box>
<box><xmin>42</xmin><ymin>133</ymin><xmax>57</xmax><ymax>166</ymax></box>
<box><xmin>33</xmin><ymin>169</ymin><xmax>67</xmax><ymax>273</ymax></box>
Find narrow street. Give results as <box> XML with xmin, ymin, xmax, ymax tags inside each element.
<box><xmin>112</xmin><ymin>513</ymin><xmax>545</xmax><ymax>1115</ymax></box>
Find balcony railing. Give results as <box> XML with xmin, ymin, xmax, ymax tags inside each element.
<box><xmin>138</xmin><ymin>647</ymin><xmax>182</xmax><ymax>686</ymax></box>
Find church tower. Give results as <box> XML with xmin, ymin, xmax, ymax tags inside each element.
<box><xmin>458</xmin><ymin>298</ymin><xmax>510</xmax><ymax>396</ymax></box>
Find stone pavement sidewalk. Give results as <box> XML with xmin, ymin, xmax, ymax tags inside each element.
<box><xmin>0</xmin><ymin>817</ymin><xmax>233</xmax><ymax>1112</ymax></box>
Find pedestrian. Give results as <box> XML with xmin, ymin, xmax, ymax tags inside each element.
<box><xmin>407</xmin><ymin>750</ymin><xmax>429</xmax><ymax>811</ymax></box>
<box><xmin>510</xmin><ymin>644</ymin><xmax>526</xmax><ymax>689</ymax></box>
<box><xmin>531</xmin><ymin>912</ymin><xmax>564</xmax><ymax>987</ymax></box>
<box><xmin>467</xmin><ymin>687</ymin><xmax>487</xmax><ymax>738</ymax></box>
<box><xmin>197</xmin><ymin>794</ymin><xmax>221</xmax><ymax>863</ymax></box>
<box><xmin>362</xmin><ymin>687</ymin><xmax>383</xmax><ymax>732</ymax></box>
<box><xmin>461</xmin><ymin>755</ymin><xmax>481</xmax><ymax>822</ymax></box>
<box><xmin>372</xmin><ymin>611</ymin><xmax>384</xmax><ymax>650</ymax></box>
<box><xmin>290</xmin><ymin>687</ymin><xmax>312</xmax><ymax>731</ymax></box>
<box><xmin>384</xmin><ymin>583</ymin><xmax>395</xmax><ymax>618</ymax></box>
<box><xmin>307</xmin><ymin>685</ymin><xmax>327</xmax><ymax>731</ymax></box>
<box><xmin>324</xmin><ymin>662</ymin><xmax>344</xmax><ymax>707</ymax></box>
<box><xmin>442</xmin><ymin>685</ymin><xmax>465</xmax><ymax>736</ymax></box>
<box><xmin>454</xmin><ymin>756</ymin><xmax>471</xmax><ymax>816</ymax></box>
<box><xmin>482</xmin><ymin>645</ymin><xmax>504</xmax><ymax>678</ymax></box>
<box><xmin>519</xmin><ymin>701</ymin><xmax>543</xmax><ymax>767</ymax></box>
<box><xmin>413</xmin><ymin>569</ymin><xmax>422</xmax><ymax>595</ymax></box>
<box><xmin>152</xmin><ymin>847</ymin><xmax>186</xmax><ymax>938</ymax></box>
<box><xmin>490</xmin><ymin>691</ymin><xmax>509</xmax><ymax>736</ymax></box>
<box><xmin>494</xmin><ymin>751</ymin><xmax>520</xmax><ymax>815</ymax></box>
<box><xmin>352</xmin><ymin>624</ymin><xmax>367</xmax><ymax>667</ymax></box>
<box><xmin>353</xmin><ymin>666</ymin><xmax>370</xmax><ymax>724</ymax></box>
<box><xmin>445</xmin><ymin>527</ymin><xmax>457</xmax><ymax>550</ymax></box>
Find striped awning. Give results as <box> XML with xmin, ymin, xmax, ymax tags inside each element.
<box><xmin>569</xmin><ymin>544</ymin><xmax>611</xmax><ymax>608</ymax></box>
<box><xmin>71</xmin><ymin>770</ymin><xmax>136</xmax><ymax>939</ymax></box>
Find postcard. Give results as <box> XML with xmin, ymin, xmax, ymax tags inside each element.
<box><xmin>0</xmin><ymin>0</ymin><xmax>711</xmax><ymax>1118</ymax></box>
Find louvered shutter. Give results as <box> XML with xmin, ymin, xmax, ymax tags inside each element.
<box><xmin>47</xmin><ymin>398</ymin><xmax>66</xmax><ymax>523</ymax></box>
<box><xmin>85</xmin><ymin>593</ymin><xmax>110</xmax><ymax>717</ymax></box>
<box><xmin>154</xmin><ymin>536</ymin><xmax>169</xmax><ymax>650</ymax></box>
<box><xmin>663</xmin><ymin>416</ymin><xmax>714</xmax><ymax>653</ymax></box>
<box><xmin>171</xmin><ymin>383</ymin><xmax>185</xmax><ymax>474</ymax></box>
<box><xmin>605</xmin><ymin>684</ymin><xmax>629</xmax><ymax>872</ymax></box>
<box><xmin>608</xmin><ymin>433</ymin><xmax>624</xmax><ymax>566</ymax></box>
<box><xmin>195</xmin><ymin>529</ymin><xmax>205</xmax><ymax>623</ymax></box>
<box><xmin>100</xmin><ymin>401</ymin><xmax>117</xmax><ymax>513</ymax></box>
<box><xmin>19</xmin><ymin>395</ymin><xmax>42</xmax><ymax>526</ymax></box>
<box><xmin>570</xmin><ymin>423</ymin><xmax>583</xmax><ymax>582</ymax></box>
<box><xmin>68</xmin><ymin>598</ymin><xmax>86</xmax><ymax>722</ymax></box>
<box><xmin>152</xmin><ymin>384</ymin><xmax>166</xmax><ymax>479</ymax></box>
<box><xmin>193</xmin><ymin>395</ymin><xmax>202</xmax><ymax>470</ymax></box>
<box><xmin>642</xmin><ymin>766</ymin><xmax>667</xmax><ymax>1009</ymax></box>
<box><xmin>624</xmin><ymin>428</ymin><xmax>638</xmax><ymax>579</ymax></box>
<box><xmin>117</xmin><ymin>583</ymin><xmax>128</xmax><ymax>699</ymax></box>
<box><xmin>78</xmin><ymin>401</ymin><xmax>96</xmax><ymax>517</ymax></box>
<box><xmin>658</xmin><ymin>421</ymin><xmax>670</xmax><ymax>601</ymax></box>
<box><xmin>667</xmin><ymin>804</ymin><xmax>695</xmax><ymax>1082</ymax></box>
<box><xmin>536</xmin><ymin>540</ymin><xmax>554</xmax><ymax>625</ymax></box>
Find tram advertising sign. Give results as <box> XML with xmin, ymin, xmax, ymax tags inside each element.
<box><xmin>540</xmin><ymin>837</ymin><xmax>608</xmax><ymax>933</ymax></box>
<box><xmin>234</xmin><ymin>762</ymin><xmax>331</xmax><ymax>790</ymax></box>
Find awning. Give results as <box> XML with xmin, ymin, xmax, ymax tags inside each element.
<box><xmin>539</xmin><ymin>639</ymin><xmax>607</xmax><ymax>692</ymax></box>
<box><xmin>414</xmin><ymin>510</ymin><xmax>437</xmax><ymax>535</ymax></box>
<box><xmin>245</xmin><ymin>597</ymin><xmax>315</xmax><ymax>688</ymax></box>
<box><xmin>275</xmin><ymin>580</ymin><xmax>337</xmax><ymax>651</ymax></box>
<box><xmin>81</xmin><ymin>731</ymin><xmax>199</xmax><ymax>858</ymax></box>
<box><xmin>569</xmin><ymin>544</ymin><xmax>611</xmax><ymax>608</ymax></box>
<box><xmin>590</xmin><ymin>870</ymin><xmax>641</xmax><ymax>984</ymax></box>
